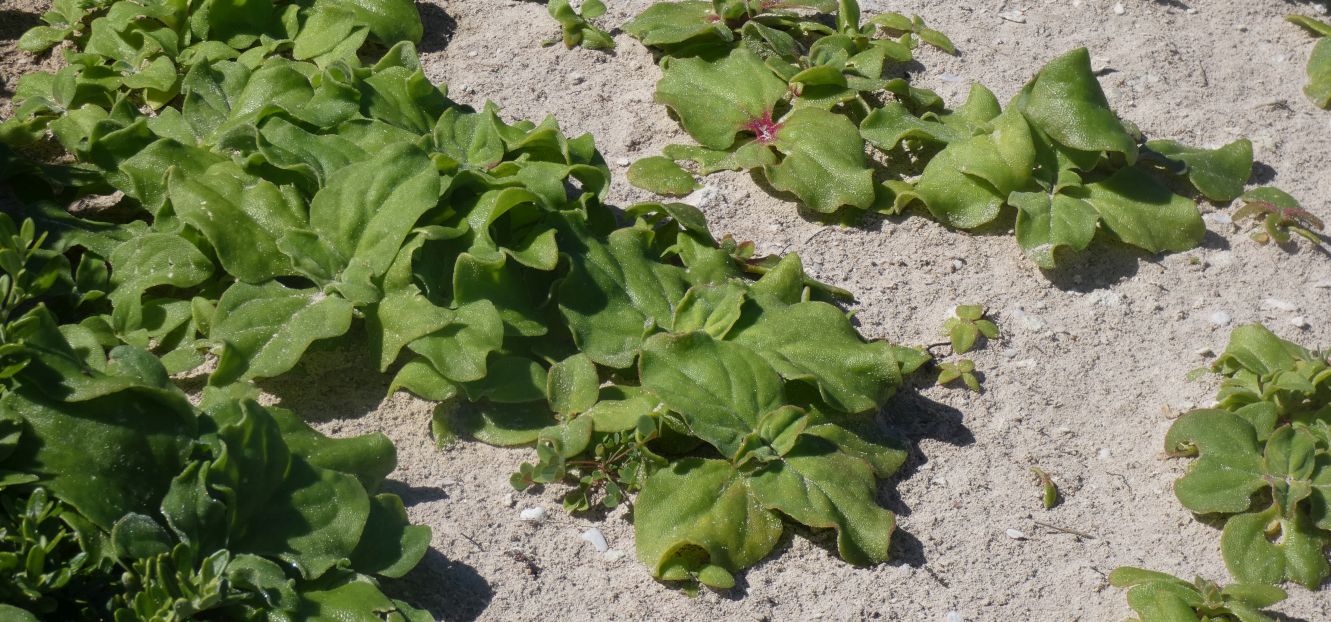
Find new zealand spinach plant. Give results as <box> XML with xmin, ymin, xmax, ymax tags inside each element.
<box><xmin>625</xmin><ymin>0</ymin><xmax>1256</xmax><ymax>268</ymax></box>
<box><xmin>1165</xmin><ymin>324</ymin><xmax>1331</xmax><ymax>589</ymax></box>
<box><xmin>2</xmin><ymin>0</ymin><xmax>932</xmax><ymax>596</ymax></box>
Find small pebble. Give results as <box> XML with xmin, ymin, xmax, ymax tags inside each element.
<box><xmin>1208</xmin><ymin>311</ymin><xmax>1231</xmax><ymax>326</ymax></box>
<box><xmin>603</xmin><ymin>549</ymin><xmax>626</xmax><ymax>562</ymax></box>
<box><xmin>519</xmin><ymin>507</ymin><xmax>547</xmax><ymax>522</ymax></box>
<box><xmin>950</xmin><ymin>259</ymin><xmax>964</xmax><ymax>272</ymax></box>
<box><xmin>1261</xmin><ymin>298</ymin><xmax>1297</xmax><ymax>312</ymax></box>
<box><xmin>1195</xmin><ymin>347</ymin><xmax>1214</xmax><ymax>357</ymax></box>
<box><xmin>1004</xmin><ymin>348</ymin><xmax>1019</xmax><ymax>359</ymax></box>
<box><xmin>1177</xmin><ymin>401</ymin><xmax>1195</xmax><ymax>411</ymax></box>
<box><xmin>1112</xmin><ymin>2</ymin><xmax>1125</xmax><ymax>15</ymax></box>
<box><xmin>1291</xmin><ymin>316</ymin><xmax>1309</xmax><ymax>329</ymax></box>
<box><xmin>503</xmin><ymin>492</ymin><xmax>515</xmax><ymax>507</ymax></box>
<box><xmin>569</xmin><ymin>72</ymin><xmax>585</xmax><ymax>85</ymax></box>
<box><xmin>581</xmin><ymin>528</ymin><xmax>608</xmax><ymax>552</ymax></box>
<box><xmin>615</xmin><ymin>158</ymin><xmax>631</xmax><ymax>167</ymax></box>
<box><xmin>998</xmin><ymin>10</ymin><xmax>1025</xmax><ymax>23</ymax></box>
<box><xmin>467</xmin><ymin>50</ymin><xmax>478</xmax><ymax>58</ymax></box>
<box><xmin>1098</xmin><ymin>448</ymin><xmax>1112</xmax><ymax>459</ymax></box>
<box><xmin>1005</xmin><ymin>528</ymin><xmax>1027</xmax><ymax>540</ymax></box>
<box><xmin>946</xmin><ymin>612</ymin><xmax>965</xmax><ymax>622</ymax></box>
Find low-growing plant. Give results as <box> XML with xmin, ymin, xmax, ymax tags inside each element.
<box><xmin>936</xmin><ymin>358</ymin><xmax>980</xmax><ymax>392</ymax></box>
<box><xmin>1110</xmin><ymin>566</ymin><xmax>1288</xmax><ymax>622</ymax></box>
<box><xmin>943</xmin><ymin>304</ymin><xmax>998</xmax><ymax>355</ymax></box>
<box><xmin>1232</xmin><ymin>187</ymin><xmax>1325</xmax><ymax>247</ymax></box>
<box><xmin>2</xmin><ymin>0</ymin><xmax>934</xmax><ymax>598</ymax></box>
<box><xmin>1165</xmin><ymin>324</ymin><xmax>1331</xmax><ymax>589</ymax></box>
<box><xmin>1029</xmin><ymin>466</ymin><xmax>1059</xmax><ymax>510</ymax></box>
<box><xmin>546</xmin><ymin>0</ymin><xmax>615</xmax><ymax>50</ymax></box>
<box><xmin>1288</xmin><ymin>15</ymin><xmax>1331</xmax><ymax>109</ymax></box>
<box><xmin>625</xmin><ymin>0</ymin><xmax>1257</xmax><ymax>268</ymax></box>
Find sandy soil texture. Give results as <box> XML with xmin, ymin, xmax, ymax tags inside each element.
<box><xmin>3</xmin><ymin>1</ymin><xmax>1331</xmax><ymax>620</ymax></box>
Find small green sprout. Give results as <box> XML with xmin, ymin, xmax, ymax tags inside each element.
<box><xmin>1029</xmin><ymin>467</ymin><xmax>1059</xmax><ymax>509</ymax></box>
<box><xmin>546</xmin><ymin>0</ymin><xmax>615</xmax><ymax>50</ymax></box>
<box><xmin>1233</xmin><ymin>187</ymin><xmax>1324</xmax><ymax>247</ymax></box>
<box><xmin>937</xmin><ymin>359</ymin><xmax>981</xmax><ymax>392</ymax></box>
<box><xmin>943</xmin><ymin>304</ymin><xmax>999</xmax><ymax>354</ymax></box>
<box><xmin>1110</xmin><ymin>566</ymin><xmax>1287</xmax><ymax>622</ymax></box>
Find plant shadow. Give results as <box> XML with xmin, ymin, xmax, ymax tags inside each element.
<box><xmin>383</xmin><ymin>548</ymin><xmax>495</xmax><ymax>622</ymax></box>
<box><xmin>0</xmin><ymin>9</ymin><xmax>41</xmax><ymax>43</ymax></box>
<box><xmin>417</xmin><ymin>2</ymin><xmax>458</xmax><ymax>54</ymax></box>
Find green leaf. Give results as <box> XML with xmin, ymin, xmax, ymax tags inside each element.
<box><xmin>547</xmin><ymin>353</ymin><xmax>600</xmax><ymax>416</ymax></box>
<box><xmin>1009</xmin><ymin>191</ymin><xmax>1099</xmax><ymax>269</ymax></box>
<box><xmin>314</xmin><ymin>0</ymin><xmax>423</xmax><ymax>46</ymax></box>
<box><xmin>349</xmin><ymin>494</ymin><xmax>431</xmax><ymax>578</ymax></box>
<box><xmin>308</xmin><ymin>142</ymin><xmax>442</xmax><ymax>279</ymax></box>
<box><xmin>558</xmin><ymin>224</ymin><xmax>689</xmax><ymax>368</ymax></box>
<box><xmin>624</xmin><ymin>1</ymin><xmax>727</xmax><ymax>48</ymax></box>
<box><xmin>1145</xmin><ymin>139</ymin><xmax>1253</xmax><ymax>202</ymax></box>
<box><xmin>748</xmin><ymin>435</ymin><xmax>896</xmax><ymax>565</ymax></box>
<box><xmin>1079</xmin><ymin>167</ymin><xmax>1203</xmax><ymax>253</ymax></box>
<box><xmin>1165</xmin><ymin>410</ymin><xmax>1265</xmax><ymax>514</ymax></box>
<box><xmin>914</xmin><ymin>109</ymin><xmax>1036</xmax><ymax>229</ymax></box>
<box><xmin>640</xmin><ymin>332</ymin><xmax>784</xmax><ymax>458</ymax></box>
<box><xmin>655</xmin><ymin>47</ymin><xmax>789</xmax><ymax>150</ymax></box>
<box><xmin>1289</xmin><ymin>15</ymin><xmax>1331</xmax><ymax>38</ymax></box>
<box><xmin>671</xmin><ymin>281</ymin><xmax>747</xmax><ymax>338</ymax></box>
<box><xmin>406</xmin><ymin>300</ymin><xmax>504</xmax><ymax>383</ymax></box>
<box><xmin>767</xmin><ymin>107</ymin><xmax>875</xmax><ymax>213</ymax></box>
<box><xmin>209</xmin><ymin>281</ymin><xmax>356</xmax><ymax>385</ymax></box>
<box><xmin>627</xmin><ymin>156</ymin><xmax>700</xmax><ymax>196</ymax></box>
<box><xmin>1304</xmin><ymin>37</ymin><xmax>1331</xmax><ymax>108</ymax></box>
<box><xmin>730</xmin><ymin>300</ymin><xmax>904</xmax><ymax>414</ymax></box>
<box><xmin>635</xmin><ymin>458</ymin><xmax>783</xmax><ymax>580</ymax></box>
<box><xmin>1014</xmin><ymin>48</ymin><xmax>1138</xmax><ymax>162</ymax></box>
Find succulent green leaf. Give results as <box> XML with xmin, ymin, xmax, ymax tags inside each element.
<box><xmin>767</xmin><ymin>107</ymin><xmax>875</xmax><ymax>213</ymax></box>
<box><xmin>209</xmin><ymin>281</ymin><xmax>356</xmax><ymax>385</ymax></box>
<box><xmin>624</xmin><ymin>1</ymin><xmax>728</xmax><ymax>48</ymax></box>
<box><xmin>1304</xmin><ymin>38</ymin><xmax>1331</xmax><ymax>108</ymax></box>
<box><xmin>635</xmin><ymin>458</ymin><xmax>783</xmax><ymax>581</ymax></box>
<box><xmin>1079</xmin><ymin>167</ymin><xmax>1203</xmax><ymax>253</ymax></box>
<box><xmin>1009</xmin><ymin>191</ymin><xmax>1099</xmax><ymax>269</ymax></box>
<box><xmin>1145</xmin><ymin>139</ymin><xmax>1253</xmax><ymax>202</ymax></box>
<box><xmin>1014</xmin><ymin>48</ymin><xmax>1138</xmax><ymax>162</ymax></box>
<box><xmin>655</xmin><ymin>47</ymin><xmax>789</xmax><ymax>150</ymax></box>
<box><xmin>628</xmin><ymin>156</ymin><xmax>701</xmax><ymax>196</ymax></box>
<box><xmin>1165</xmin><ymin>410</ymin><xmax>1265</xmax><ymax>514</ymax></box>
<box><xmin>547</xmin><ymin>354</ymin><xmax>600</xmax><ymax>416</ymax></box>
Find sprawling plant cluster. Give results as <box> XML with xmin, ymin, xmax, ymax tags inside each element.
<box><xmin>1166</xmin><ymin>325</ymin><xmax>1331</xmax><ymax>589</ymax></box>
<box><xmin>0</xmin><ymin>212</ymin><xmax>429</xmax><ymax>620</ymax></box>
<box><xmin>623</xmin><ymin>0</ymin><xmax>1263</xmax><ymax>268</ymax></box>
<box><xmin>0</xmin><ymin>0</ymin><xmax>934</xmax><ymax>603</ymax></box>
<box><xmin>546</xmin><ymin>0</ymin><xmax>615</xmax><ymax>50</ymax></box>
<box><xmin>1289</xmin><ymin>14</ymin><xmax>1331</xmax><ymax>109</ymax></box>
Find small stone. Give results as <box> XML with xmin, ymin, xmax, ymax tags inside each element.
<box><xmin>1005</xmin><ymin>528</ymin><xmax>1027</xmax><ymax>540</ymax></box>
<box><xmin>519</xmin><ymin>507</ymin><xmax>547</xmax><ymax>522</ymax></box>
<box><xmin>1112</xmin><ymin>2</ymin><xmax>1125</xmax><ymax>15</ymax></box>
<box><xmin>1098</xmin><ymin>447</ymin><xmax>1112</xmax><ymax>459</ymax></box>
<box><xmin>1204</xmin><ymin>212</ymin><xmax>1232</xmax><ymax>225</ymax></box>
<box><xmin>946</xmin><ymin>612</ymin><xmax>965</xmax><ymax>622</ymax></box>
<box><xmin>950</xmin><ymin>259</ymin><xmax>964</xmax><ymax>272</ymax></box>
<box><xmin>615</xmin><ymin>158</ymin><xmax>630</xmax><ymax>167</ymax></box>
<box><xmin>1195</xmin><ymin>347</ymin><xmax>1214</xmax><ymax>357</ymax></box>
<box><xmin>1057</xmin><ymin>427</ymin><xmax>1072</xmax><ymax>435</ymax></box>
<box><xmin>603</xmin><ymin>549</ymin><xmax>626</xmax><ymax>562</ymax></box>
<box><xmin>1314</xmin><ymin>280</ymin><xmax>1331</xmax><ymax>289</ymax></box>
<box><xmin>581</xmin><ymin>528</ymin><xmax>608</xmax><ymax>552</ymax></box>
<box><xmin>1208</xmin><ymin>311</ymin><xmax>1231</xmax><ymax>326</ymax></box>
<box><xmin>503</xmin><ymin>492</ymin><xmax>515</xmax><ymax>507</ymax></box>
<box><xmin>569</xmin><ymin>72</ymin><xmax>585</xmax><ymax>84</ymax></box>
<box><xmin>1177</xmin><ymin>401</ymin><xmax>1195</xmax><ymax>411</ymax></box>
<box><xmin>1291</xmin><ymin>316</ymin><xmax>1309</xmax><ymax>329</ymax></box>
<box><xmin>998</xmin><ymin>10</ymin><xmax>1025</xmax><ymax>23</ymax></box>
<box><xmin>467</xmin><ymin>50</ymin><xmax>478</xmax><ymax>58</ymax></box>
<box><xmin>1003</xmin><ymin>348</ymin><xmax>1019</xmax><ymax>360</ymax></box>
<box><xmin>1261</xmin><ymin>298</ymin><xmax>1297</xmax><ymax>312</ymax></box>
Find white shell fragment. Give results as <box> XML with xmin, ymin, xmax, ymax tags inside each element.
<box><xmin>1005</xmin><ymin>528</ymin><xmax>1027</xmax><ymax>540</ymax></box>
<box><xmin>519</xmin><ymin>507</ymin><xmax>547</xmax><ymax>522</ymax></box>
<box><xmin>581</xmin><ymin>528</ymin><xmax>609</xmax><ymax>553</ymax></box>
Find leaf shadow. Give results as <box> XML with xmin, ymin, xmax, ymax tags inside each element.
<box><xmin>380</xmin><ymin>478</ymin><xmax>450</xmax><ymax>506</ymax></box>
<box><xmin>0</xmin><ymin>9</ymin><xmax>41</xmax><ymax>43</ymax></box>
<box><xmin>417</xmin><ymin>2</ymin><xmax>458</xmax><ymax>54</ymax></box>
<box><xmin>252</xmin><ymin>335</ymin><xmax>396</xmax><ymax>423</ymax></box>
<box><xmin>382</xmin><ymin>548</ymin><xmax>495</xmax><ymax>622</ymax></box>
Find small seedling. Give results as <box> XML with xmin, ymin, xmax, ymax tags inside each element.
<box><xmin>1111</xmin><ymin>567</ymin><xmax>1288</xmax><ymax>622</ymax></box>
<box><xmin>937</xmin><ymin>359</ymin><xmax>981</xmax><ymax>392</ymax></box>
<box><xmin>546</xmin><ymin>0</ymin><xmax>615</xmax><ymax>50</ymax></box>
<box><xmin>1029</xmin><ymin>467</ymin><xmax>1059</xmax><ymax>509</ymax></box>
<box><xmin>943</xmin><ymin>304</ymin><xmax>999</xmax><ymax>354</ymax></box>
<box><xmin>1232</xmin><ymin>187</ymin><xmax>1324</xmax><ymax>247</ymax></box>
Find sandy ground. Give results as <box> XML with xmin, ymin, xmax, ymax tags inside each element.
<box><xmin>4</xmin><ymin>0</ymin><xmax>1331</xmax><ymax>620</ymax></box>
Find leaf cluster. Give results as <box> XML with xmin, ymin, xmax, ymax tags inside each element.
<box><xmin>2</xmin><ymin>0</ymin><xmax>933</xmax><ymax>598</ymax></box>
<box><xmin>625</xmin><ymin>0</ymin><xmax>1257</xmax><ymax>268</ymax></box>
<box><xmin>1165</xmin><ymin>324</ymin><xmax>1331</xmax><ymax>589</ymax></box>
<box><xmin>1232</xmin><ymin>187</ymin><xmax>1325</xmax><ymax>248</ymax></box>
<box><xmin>1110</xmin><ymin>566</ymin><xmax>1287</xmax><ymax>622</ymax></box>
